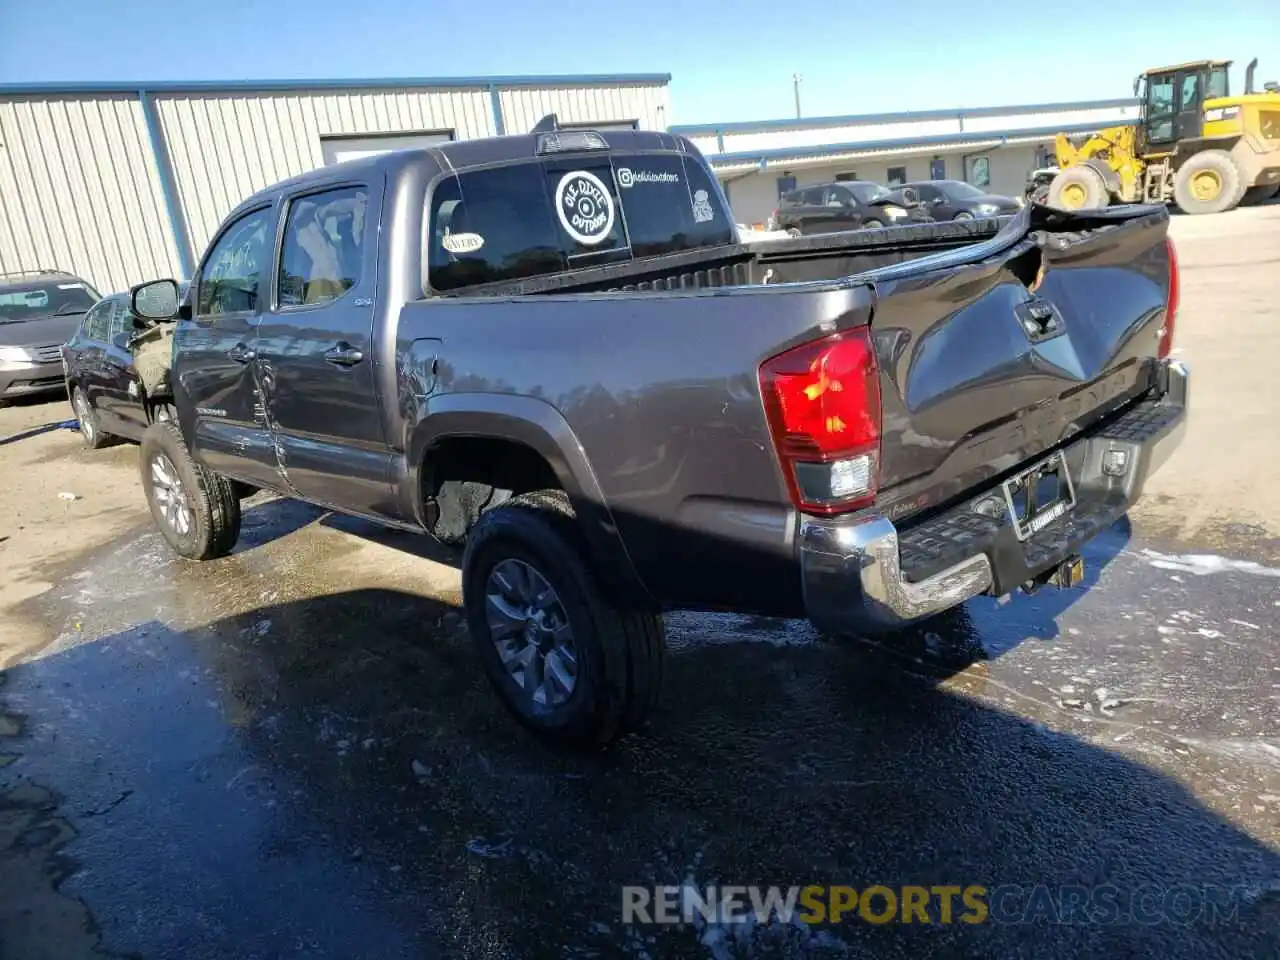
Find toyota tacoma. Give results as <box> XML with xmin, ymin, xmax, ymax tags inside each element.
<box><xmin>129</xmin><ymin>121</ymin><xmax>1187</xmax><ymax>746</ymax></box>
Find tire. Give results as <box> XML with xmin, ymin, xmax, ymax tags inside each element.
<box><xmin>1241</xmin><ymin>184</ymin><xmax>1280</xmax><ymax>205</ymax></box>
<box><xmin>1047</xmin><ymin>166</ymin><xmax>1110</xmax><ymax>211</ymax></box>
<box><xmin>953</xmin><ymin>211</ymin><xmax>975</xmax><ymax>221</ymax></box>
<box><xmin>860</xmin><ymin>219</ymin><xmax>883</xmax><ymax>230</ymax></box>
<box><xmin>462</xmin><ymin>490</ymin><xmax>665</xmax><ymax>748</ymax></box>
<box><xmin>71</xmin><ymin>386</ymin><xmax>110</xmax><ymax>450</ymax></box>
<box><xmin>1172</xmin><ymin>150</ymin><xmax>1246</xmax><ymax>215</ymax></box>
<box><xmin>139</xmin><ymin>421</ymin><xmax>242</xmax><ymax>561</ymax></box>
<box><xmin>785</xmin><ymin>227</ymin><xmax>802</xmax><ymax>238</ymax></box>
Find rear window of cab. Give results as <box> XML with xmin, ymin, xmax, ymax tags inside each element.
<box><xmin>424</xmin><ymin>153</ymin><xmax>733</xmax><ymax>292</ymax></box>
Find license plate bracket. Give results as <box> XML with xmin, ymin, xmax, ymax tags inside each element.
<box><xmin>1002</xmin><ymin>451</ymin><xmax>1077</xmax><ymax>541</ymax></box>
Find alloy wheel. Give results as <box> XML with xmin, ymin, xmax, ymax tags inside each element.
<box><xmin>485</xmin><ymin>558</ymin><xmax>578</xmax><ymax>709</ymax></box>
<box><xmin>150</xmin><ymin>453</ymin><xmax>192</xmax><ymax>536</ymax></box>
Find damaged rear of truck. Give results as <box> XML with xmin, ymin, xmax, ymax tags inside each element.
<box><xmin>136</xmin><ymin>129</ymin><xmax>1186</xmax><ymax>745</ymax></box>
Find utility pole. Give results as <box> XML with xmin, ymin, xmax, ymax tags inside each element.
<box><xmin>792</xmin><ymin>73</ymin><xmax>803</xmax><ymax>119</ymax></box>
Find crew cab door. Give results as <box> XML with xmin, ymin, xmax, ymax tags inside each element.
<box><xmin>178</xmin><ymin>204</ymin><xmax>281</xmax><ymax>488</ymax></box>
<box><xmin>254</xmin><ymin>180</ymin><xmax>394</xmax><ymax>516</ymax></box>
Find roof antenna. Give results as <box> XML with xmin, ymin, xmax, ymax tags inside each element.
<box><xmin>532</xmin><ymin>113</ymin><xmax>560</xmax><ymax>133</ymax></box>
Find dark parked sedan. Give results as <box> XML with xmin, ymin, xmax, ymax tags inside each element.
<box><xmin>900</xmin><ymin>180</ymin><xmax>1023</xmax><ymax>220</ymax></box>
<box><xmin>771</xmin><ymin>181</ymin><xmax>933</xmax><ymax>235</ymax></box>
<box><xmin>0</xmin><ymin>269</ymin><xmax>99</xmax><ymax>404</ymax></box>
<box><xmin>63</xmin><ymin>286</ymin><xmax>185</xmax><ymax>448</ymax></box>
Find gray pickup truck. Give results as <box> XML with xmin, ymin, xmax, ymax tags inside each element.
<box><xmin>130</xmin><ymin>123</ymin><xmax>1187</xmax><ymax>746</ymax></box>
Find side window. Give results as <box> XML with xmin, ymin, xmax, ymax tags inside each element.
<box><xmin>1148</xmin><ymin>76</ymin><xmax>1175</xmax><ymax>115</ymax></box>
<box><xmin>106</xmin><ymin>299</ymin><xmax>130</xmax><ymax>343</ymax></box>
<box><xmin>278</xmin><ymin>186</ymin><xmax>369</xmax><ymax>307</ymax></box>
<box><xmin>196</xmin><ymin>207</ymin><xmax>273</xmax><ymax>317</ymax></box>
<box><xmin>822</xmin><ymin>187</ymin><xmax>845</xmax><ymax>207</ymax></box>
<box><xmin>802</xmin><ymin>187</ymin><xmax>826</xmax><ymax>205</ymax></box>
<box><xmin>1178</xmin><ymin>73</ymin><xmax>1200</xmax><ymax>110</ymax></box>
<box><xmin>1206</xmin><ymin>67</ymin><xmax>1228</xmax><ymax>100</ymax></box>
<box><xmin>915</xmin><ymin>185</ymin><xmax>937</xmax><ymax>202</ymax></box>
<box><xmin>82</xmin><ymin>301</ymin><xmax>110</xmax><ymax>341</ymax></box>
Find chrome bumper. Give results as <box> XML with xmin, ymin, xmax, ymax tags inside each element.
<box><xmin>800</xmin><ymin>360</ymin><xmax>1189</xmax><ymax>636</ymax></box>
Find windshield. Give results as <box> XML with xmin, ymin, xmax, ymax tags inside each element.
<box><xmin>846</xmin><ymin>183</ymin><xmax>892</xmax><ymax>204</ymax></box>
<box><xmin>939</xmin><ymin>181</ymin><xmax>987</xmax><ymax>200</ymax></box>
<box><xmin>0</xmin><ymin>282</ymin><xmax>98</xmax><ymax>324</ymax></box>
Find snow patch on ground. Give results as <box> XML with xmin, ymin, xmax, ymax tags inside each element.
<box><xmin>1139</xmin><ymin>550</ymin><xmax>1280</xmax><ymax>578</ymax></box>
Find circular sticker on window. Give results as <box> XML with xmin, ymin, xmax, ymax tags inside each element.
<box><xmin>554</xmin><ymin>170</ymin><xmax>616</xmax><ymax>246</ymax></box>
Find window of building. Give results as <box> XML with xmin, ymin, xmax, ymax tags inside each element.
<box><xmin>929</xmin><ymin>157</ymin><xmax>946</xmax><ymax>180</ymax></box>
<box><xmin>1034</xmin><ymin>145</ymin><xmax>1052</xmax><ymax>169</ymax></box>
<box><xmin>776</xmin><ymin>175</ymin><xmax>797</xmax><ymax>198</ymax></box>
<box><xmin>197</xmin><ymin>208</ymin><xmax>274</xmax><ymax>317</ymax></box>
<box><xmin>887</xmin><ymin>166</ymin><xmax>907</xmax><ymax>186</ymax></box>
<box><xmin>835</xmin><ymin>171</ymin><xmax>859</xmax><ymax>181</ymax></box>
<box><xmin>967</xmin><ymin>156</ymin><xmax>991</xmax><ymax>188</ymax></box>
<box><xmin>278</xmin><ymin>186</ymin><xmax>369</xmax><ymax>308</ymax></box>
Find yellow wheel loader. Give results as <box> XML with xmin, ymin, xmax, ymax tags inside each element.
<box><xmin>1048</xmin><ymin>58</ymin><xmax>1280</xmax><ymax>215</ymax></box>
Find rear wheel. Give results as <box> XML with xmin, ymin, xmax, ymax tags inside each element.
<box><xmin>1172</xmin><ymin>150</ymin><xmax>1245</xmax><ymax>215</ymax></box>
<box><xmin>1241</xmin><ymin>184</ymin><xmax>1280</xmax><ymax>205</ymax></box>
<box><xmin>785</xmin><ymin>226</ymin><xmax>802</xmax><ymax>238</ymax></box>
<box><xmin>1047</xmin><ymin>166</ymin><xmax>1110</xmax><ymax>211</ymax></box>
<box><xmin>953</xmin><ymin>211</ymin><xmax>975</xmax><ymax>221</ymax></box>
<box><xmin>462</xmin><ymin>490</ymin><xmax>665</xmax><ymax>748</ymax></box>
<box><xmin>140</xmin><ymin>421</ymin><xmax>241</xmax><ymax>561</ymax></box>
<box><xmin>72</xmin><ymin>386</ymin><xmax>110</xmax><ymax>450</ymax></box>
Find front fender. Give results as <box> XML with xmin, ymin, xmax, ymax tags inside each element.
<box><xmin>402</xmin><ymin>393</ymin><xmax>654</xmax><ymax>606</ymax></box>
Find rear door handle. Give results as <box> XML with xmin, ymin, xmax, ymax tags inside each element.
<box><xmin>324</xmin><ymin>343</ymin><xmax>365</xmax><ymax>367</ymax></box>
<box><xmin>227</xmin><ymin>343</ymin><xmax>256</xmax><ymax>363</ymax></box>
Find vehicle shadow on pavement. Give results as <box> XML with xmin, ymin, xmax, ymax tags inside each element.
<box><xmin>2</xmin><ymin>582</ymin><xmax>1275</xmax><ymax>959</ymax></box>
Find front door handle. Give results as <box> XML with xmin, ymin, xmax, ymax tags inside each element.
<box><xmin>227</xmin><ymin>343</ymin><xmax>256</xmax><ymax>363</ymax></box>
<box><xmin>324</xmin><ymin>342</ymin><xmax>365</xmax><ymax>367</ymax></box>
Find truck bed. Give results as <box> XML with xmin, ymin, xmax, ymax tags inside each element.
<box><xmin>399</xmin><ymin>202</ymin><xmax>1175</xmax><ymax>614</ymax></box>
<box><xmin>442</xmin><ymin>216</ymin><xmax>1012</xmax><ymax>297</ymax></box>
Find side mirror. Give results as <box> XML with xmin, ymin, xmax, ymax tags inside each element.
<box><xmin>131</xmin><ymin>279</ymin><xmax>180</xmax><ymax>321</ymax></box>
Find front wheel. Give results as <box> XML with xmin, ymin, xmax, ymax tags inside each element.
<box><xmin>139</xmin><ymin>421</ymin><xmax>242</xmax><ymax>561</ymax></box>
<box><xmin>953</xmin><ymin>211</ymin><xmax>974</xmax><ymax>221</ymax></box>
<box><xmin>860</xmin><ymin>219</ymin><xmax>883</xmax><ymax>230</ymax></box>
<box><xmin>462</xmin><ymin>490</ymin><xmax>665</xmax><ymax>748</ymax></box>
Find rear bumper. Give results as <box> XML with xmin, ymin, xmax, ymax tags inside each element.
<box><xmin>0</xmin><ymin>361</ymin><xmax>68</xmax><ymax>398</ymax></box>
<box><xmin>800</xmin><ymin>360</ymin><xmax>1189</xmax><ymax>635</ymax></box>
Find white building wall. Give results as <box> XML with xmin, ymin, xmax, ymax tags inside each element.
<box><xmin>0</xmin><ymin>94</ymin><xmax>183</xmax><ymax>295</ymax></box>
<box><xmin>155</xmin><ymin>87</ymin><xmax>495</xmax><ymax>257</ymax></box>
<box><xmin>499</xmin><ymin>83</ymin><xmax>669</xmax><ymax>134</ymax></box>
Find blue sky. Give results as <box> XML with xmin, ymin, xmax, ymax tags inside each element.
<box><xmin>1</xmin><ymin>0</ymin><xmax>1276</xmax><ymax>124</ymax></box>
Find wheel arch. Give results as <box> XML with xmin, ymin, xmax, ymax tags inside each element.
<box><xmin>404</xmin><ymin>393</ymin><xmax>653</xmax><ymax>605</ymax></box>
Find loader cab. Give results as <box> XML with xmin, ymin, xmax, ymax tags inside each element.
<box><xmin>1137</xmin><ymin>60</ymin><xmax>1231</xmax><ymax>152</ymax></box>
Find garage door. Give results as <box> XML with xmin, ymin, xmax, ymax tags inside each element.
<box><xmin>321</xmin><ymin>132</ymin><xmax>454</xmax><ymax>166</ymax></box>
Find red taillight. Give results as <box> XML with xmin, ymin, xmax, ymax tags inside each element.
<box><xmin>1159</xmin><ymin>236</ymin><xmax>1178</xmax><ymax>359</ymax></box>
<box><xmin>759</xmin><ymin>328</ymin><xmax>882</xmax><ymax>515</ymax></box>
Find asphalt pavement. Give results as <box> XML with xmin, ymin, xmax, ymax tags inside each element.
<box><xmin>2</xmin><ymin>497</ymin><xmax>1277</xmax><ymax>959</ymax></box>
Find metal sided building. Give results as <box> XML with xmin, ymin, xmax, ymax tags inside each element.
<box><xmin>0</xmin><ymin>73</ymin><xmax>671</xmax><ymax>294</ymax></box>
<box><xmin>677</xmin><ymin>98</ymin><xmax>1141</xmax><ymax>228</ymax></box>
